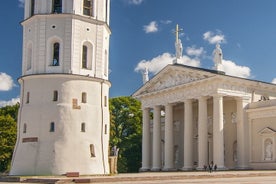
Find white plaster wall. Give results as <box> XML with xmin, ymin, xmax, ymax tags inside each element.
<box><xmin>10</xmin><ymin>75</ymin><xmax>110</xmax><ymax>175</ymax></box>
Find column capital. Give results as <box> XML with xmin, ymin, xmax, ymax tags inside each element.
<box><xmin>212</xmin><ymin>94</ymin><xmax>224</xmax><ymax>98</ymax></box>
<box><xmin>197</xmin><ymin>96</ymin><xmax>209</xmax><ymax>101</ymax></box>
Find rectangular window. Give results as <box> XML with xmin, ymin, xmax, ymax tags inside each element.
<box><xmin>50</xmin><ymin>122</ymin><xmax>55</xmax><ymax>132</ymax></box>
<box><xmin>104</xmin><ymin>96</ymin><xmax>107</xmax><ymax>107</ymax></box>
<box><xmin>23</xmin><ymin>123</ymin><xmax>27</xmax><ymax>133</ymax></box>
<box><xmin>83</xmin><ymin>0</ymin><xmax>93</xmax><ymax>16</ymax></box>
<box><xmin>26</xmin><ymin>92</ymin><xmax>30</xmax><ymax>104</ymax></box>
<box><xmin>53</xmin><ymin>90</ymin><xmax>58</xmax><ymax>101</ymax></box>
<box><xmin>90</xmin><ymin>144</ymin><xmax>96</xmax><ymax>157</ymax></box>
<box><xmin>52</xmin><ymin>0</ymin><xmax>62</xmax><ymax>13</ymax></box>
<box><xmin>81</xmin><ymin>123</ymin><xmax>86</xmax><ymax>132</ymax></box>
<box><xmin>104</xmin><ymin>124</ymin><xmax>107</xmax><ymax>135</ymax></box>
<box><xmin>82</xmin><ymin>92</ymin><xmax>87</xmax><ymax>103</ymax></box>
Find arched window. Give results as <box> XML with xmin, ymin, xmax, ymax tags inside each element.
<box><xmin>23</xmin><ymin>123</ymin><xmax>27</xmax><ymax>133</ymax></box>
<box><xmin>52</xmin><ymin>0</ymin><xmax>62</xmax><ymax>13</ymax></box>
<box><xmin>81</xmin><ymin>42</ymin><xmax>93</xmax><ymax>70</ymax></box>
<box><xmin>53</xmin><ymin>90</ymin><xmax>58</xmax><ymax>101</ymax></box>
<box><xmin>82</xmin><ymin>45</ymin><xmax>88</xmax><ymax>69</ymax></box>
<box><xmin>81</xmin><ymin>123</ymin><xmax>86</xmax><ymax>132</ymax></box>
<box><xmin>30</xmin><ymin>0</ymin><xmax>35</xmax><ymax>16</ymax></box>
<box><xmin>52</xmin><ymin>42</ymin><xmax>60</xmax><ymax>66</ymax></box>
<box><xmin>83</xmin><ymin>0</ymin><xmax>94</xmax><ymax>16</ymax></box>
<box><xmin>50</xmin><ymin>122</ymin><xmax>55</xmax><ymax>132</ymax></box>
<box><xmin>82</xmin><ymin>92</ymin><xmax>87</xmax><ymax>103</ymax></box>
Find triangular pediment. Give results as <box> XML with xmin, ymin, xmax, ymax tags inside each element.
<box><xmin>133</xmin><ymin>64</ymin><xmax>219</xmax><ymax>97</ymax></box>
<box><xmin>258</xmin><ymin>127</ymin><xmax>276</xmax><ymax>136</ymax></box>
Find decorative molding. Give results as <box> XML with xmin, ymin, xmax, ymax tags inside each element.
<box><xmin>258</xmin><ymin>127</ymin><xmax>276</xmax><ymax>136</ymax></box>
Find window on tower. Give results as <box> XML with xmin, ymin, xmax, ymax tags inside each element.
<box><xmin>82</xmin><ymin>92</ymin><xmax>87</xmax><ymax>103</ymax></box>
<box><xmin>83</xmin><ymin>0</ymin><xmax>94</xmax><ymax>16</ymax></box>
<box><xmin>81</xmin><ymin>42</ymin><xmax>93</xmax><ymax>70</ymax></box>
<box><xmin>52</xmin><ymin>0</ymin><xmax>62</xmax><ymax>14</ymax></box>
<box><xmin>26</xmin><ymin>92</ymin><xmax>30</xmax><ymax>104</ymax></box>
<box><xmin>81</xmin><ymin>123</ymin><xmax>86</xmax><ymax>132</ymax></box>
<box><xmin>52</xmin><ymin>42</ymin><xmax>60</xmax><ymax>66</ymax></box>
<box><xmin>82</xmin><ymin>45</ymin><xmax>88</xmax><ymax>69</ymax></box>
<box><xmin>23</xmin><ymin>123</ymin><xmax>27</xmax><ymax>133</ymax></box>
<box><xmin>53</xmin><ymin>90</ymin><xmax>58</xmax><ymax>101</ymax></box>
<box><xmin>50</xmin><ymin>122</ymin><xmax>55</xmax><ymax>132</ymax></box>
<box><xmin>30</xmin><ymin>0</ymin><xmax>35</xmax><ymax>16</ymax></box>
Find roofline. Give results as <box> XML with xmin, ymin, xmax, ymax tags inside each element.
<box><xmin>132</xmin><ymin>63</ymin><xmax>276</xmax><ymax>98</ymax></box>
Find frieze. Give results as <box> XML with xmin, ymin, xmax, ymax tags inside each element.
<box><xmin>141</xmin><ymin>82</ymin><xmax>218</xmax><ymax>107</ymax></box>
<box><xmin>150</xmin><ymin>73</ymin><xmax>205</xmax><ymax>93</ymax></box>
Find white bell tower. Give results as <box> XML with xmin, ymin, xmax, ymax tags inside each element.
<box><xmin>10</xmin><ymin>0</ymin><xmax>111</xmax><ymax>175</ymax></box>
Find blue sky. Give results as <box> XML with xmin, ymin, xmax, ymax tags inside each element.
<box><xmin>1</xmin><ymin>0</ymin><xmax>276</xmax><ymax>106</ymax></box>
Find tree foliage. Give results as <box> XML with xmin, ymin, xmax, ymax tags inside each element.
<box><xmin>0</xmin><ymin>104</ymin><xmax>19</xmax><ymax>173</ymax></box>
<box><xmin>109</xmin><ymin>96</ymin><xmax>142</xmax><ymax>173</ymax></box>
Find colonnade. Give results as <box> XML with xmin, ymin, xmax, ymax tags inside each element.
<box><xmin>140</xmin><ymin>95</ymin><xmax>248</xmax><ymax>171</ymax></box>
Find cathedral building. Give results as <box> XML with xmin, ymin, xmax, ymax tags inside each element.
<box><xmin>133</xmin><ymin>25</ymin><xmax>276</xmax><ymax>171</ymax></box>
<box><xmin>10</xmin><ymin>0</ymin><xmax>111</xmax><ymax>175</ymax></box>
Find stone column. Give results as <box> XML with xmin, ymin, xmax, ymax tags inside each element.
<box><xmin>213</xmin><ymin>95</ymin><xmax>226</xmax><ymax>169</ymax></box>
<box><xmin>182</xmin><ymin>99</ymin><xmax>194</xmax><ymax>170</ymax></box>
<box><xmin>151</xmin><ymin>105</ymin><xmax>161</xmax><ymax>171</ymax></box>
<box><xmin>197</xmin><ymin>97</ymin><xmax>208</xmax><ymax>170</ymax></box>
<box><xmin>163</xmin><ymin>103</ymin><xmax>174</xmax><ymax>171</ymax></box>
<box><xmin>236</xmin><ymin>97</ymin><xmax>249</xmax><ymax>169</ymax></box>
<box><xmin>140</xmin><ymin>107</ymin><xmax>151</xmax><ymax>171</ymax></box>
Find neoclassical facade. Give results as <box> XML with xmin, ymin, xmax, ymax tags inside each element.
<box><xmin>133</xmin><ymin>43</ymin><xmax>276</xmax><ymax>171</ymax></box>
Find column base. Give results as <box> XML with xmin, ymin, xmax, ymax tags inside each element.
<box><xmin>196</xmin><ymin>167</ymin><xmax>206</xmax><ymax>171</ymax></box>
<box><xmin>151</xmin><ymin>167</ymin><xmax>161</xmax><ymax>172</ymax></box>
<box><xmin>235</xmin><ymin>166</ymin><xmax>252</xmax><ymax>170</ymax></box>
<box><xmin>162</xmin><ymin>168</ymin><xmax>177</xmax><ymax>172</ymax></box>
<box><xmin>216</xmin><ymin>166</ymin><xmax>228</xmax><ymax>171</ymax></box>
<box><xmin>139</xmin><ymin>167</ymin><xmax>151</xmax><ymax>172</ymax></box>
<box><xmin>180</xmin><ymin>167</ymin><xmax>194</xmax><ymax>171</ymax></box>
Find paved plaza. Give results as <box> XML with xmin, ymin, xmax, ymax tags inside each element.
<box><xmin>1</xmin><ymin>170</ymin><xmax>276</xmax><ymax>183</ymax></box>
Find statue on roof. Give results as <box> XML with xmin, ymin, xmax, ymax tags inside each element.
<box><xmin>142</xmin><ymin>66</ymin><xmax>149</xmax><ymax>84</ymax></box>
<box><xmin>175</xmin><ymin>39</ymin><xmax>183</xmax><ymax>59</ymax></box>
<box><xmin>213</xmin><ymin>43</ymin><xmax>224</xmax><ymax>71</ymax></box>
<box><xmin>173</xmin><ymin>24</ymin><xmax>183</xmax><ymax>64</ymax></box>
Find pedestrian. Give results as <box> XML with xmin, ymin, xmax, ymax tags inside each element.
<box><xmin>214</xmin><ymin>164</ymin><xmax>217</xmax><ymax>171</ymax></box>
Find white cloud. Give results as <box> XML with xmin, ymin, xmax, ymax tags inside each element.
<box><xmin>186</xmin><ymin>46</ymin><xmax>205</xmax><ymax>57</ymax></box>
<box><xmin>126</xmin><ymin>0</ymin><xmax>144</xmax><ymax>5</ymax></box>
<box><xmin>222</xmin><ymin>59</ymin><xmax>251</xmax><ymax>78</ymax></box>
<box><xmin>0</xmin><ymin>73</ymin><xmax>15</xmax><ymax>91</ymax></box>
<box><xmin>143</xmin><ymin>21</ymin><xmax>158</xmax><ymax>33</ymax></box>
<box><xmin>135</xmin><ymin>52</ymin><xmax>200</xmax><ymax>74</ymax></box>
<box><xmin>0</xmin><ymin>97</ymin><xmax>20</xmax><ymax>108</ymax></box>
<box><xmin>203</xmin><ymin>31</ymin><xmax>226</xmax><ymax>44</ymax></box>
<box><xmin>272</xmin><ymin>78</ymin><xmax>276</xmax><ymax>84</ymax></box>
<box><xmin>18</xmin><ymin>0</ymin><xmax>25</xmax><ymax>8</ymax></box>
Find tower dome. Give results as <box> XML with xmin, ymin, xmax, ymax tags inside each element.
<box><xmin>10</xmin><ymin>0</ymin><xmax>111</xmax><ymax>175</ymax></box>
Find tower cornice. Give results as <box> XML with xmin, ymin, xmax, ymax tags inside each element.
<box><xmin>21</xmin><ymin>14</ymin><xmax>111</xmax><ymax>34</ymax></box>
<box><xmin>18</xmin><ymin>73</ymin><xmax>111</xmax><ymax>87</ymax></box>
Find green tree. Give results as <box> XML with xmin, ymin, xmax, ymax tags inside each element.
<box><xmin>0</xmin><ymin>104</ymin><xmax>19</xmax><ymax>173</ymax></box>
<box><xmin>109</xmin><ymin>96</ymin><xmax>142</xmax><ymax>173</ymax></box>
